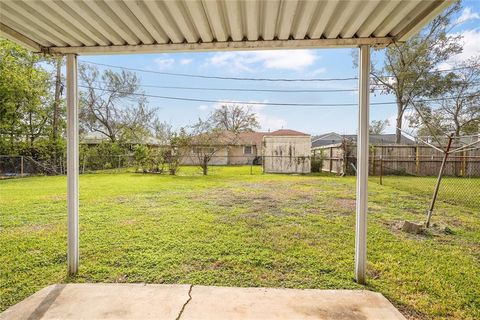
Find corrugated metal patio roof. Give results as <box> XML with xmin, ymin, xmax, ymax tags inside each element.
<box><xmin>0</xmin><ymin>0</ymin><xmax>453</xmax><ymax>55</ymax></box>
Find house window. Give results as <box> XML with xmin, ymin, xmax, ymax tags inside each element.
<box><xmin>244</xmin><ymin>145</ymin><xmax>253</xmax><ymax>155</ymax></box>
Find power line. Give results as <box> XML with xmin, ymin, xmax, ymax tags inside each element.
<box><xmin>80</xmin><ymin>80</ymin><xmax>364</xmax><ymax>93</ymax></box>
<box><xmin>79</xmin><ymin>79</ymin><xmax>480</xmax><ymax>95</ymax></box>
<box><xmin>79</xmin><ymin>85</ymin><xmax>480</xmax><ymax>108</ymax></box>
<box><xmin>112</xmin><ymin>83</ymin><xmax>361</xmax><ymax>93</ymax></box>
<box><xmin>79</xmin><ymin>61</ymin><xmax>358</xmax><ymax>82</ymax></box>
<box><xmin>79</xmin><ymin>60</ymin><xmax>474</xmax><ymax>83</ymax></box>
<box><xmin>81</xmin><ymin>79</ymin><xmax>424</xmax><ymax>94</ymax></box>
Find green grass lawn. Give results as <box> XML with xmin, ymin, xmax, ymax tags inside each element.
<box><xmin>1</xmin><ymin>166</ymin><xmax>479</xmax><ymax>319</ymax></box>
<box><xmin>375</xmin><ymin>175</ymin><xmax>480</xmax><ymax>209</ymax></box>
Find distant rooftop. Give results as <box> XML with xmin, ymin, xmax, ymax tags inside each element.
<box><xmin>312</xmin><ymin>132</ymin><xmax>415</xmax><ymax>148</ymax></box>
<box><xmin>268</xmin><ymin>129</ymin><xmax>309</xmax><ymax>137</ymax></box>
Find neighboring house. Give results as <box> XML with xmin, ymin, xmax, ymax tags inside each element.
<box><xmin>182</xmin><ymin>129</ymin><xmax>312</xmax><ymax>174</ymax></box>
<box><xmin>311</xmin><ymin>132</ymin><xmax>415</xmax><ymax>149</ymax></box>
<box><xmin>180</xmin><ymin>130</ymin><xmax>265</xmax><ymax>166</ymax></box>
<box><xmin>81</xmin><ymin>132</ymin><xmax>163</xmax><ymax>148</ymax></box>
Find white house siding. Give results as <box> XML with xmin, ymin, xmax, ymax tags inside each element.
<box><xmin>228</xmin><ymin>145</ymin><xmax>258</xmax><ymax>165</ymax></box>
<box><xmin>263</xmin><ymin>136</ymin><xmax>311</xmax><ymax>174</ymax></box>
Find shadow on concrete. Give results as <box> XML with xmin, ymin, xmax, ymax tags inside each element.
<box><xmin>26</xmin><ymin>284</ymin><xmax>66</xmax><ymax>320</ymax></box>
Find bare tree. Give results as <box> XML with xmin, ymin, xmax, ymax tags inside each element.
<box><xmin>369</xmin><ymin>3</ymin><xmax>462</xmax><ymax>143</ymax></box>
<box><xmin>210</xmin><ymin>104</ymin><xmax>260</xmax><ymax>133</ymax></box>
<box><xmin>189</xmin><ymin>118</ymin><xmax>237</xmax><ymax>175</ymax></box>
<box><xmin>79</xmin><ymin>64</ymin><xmax>155</xmax><ymax>143</ymax></box>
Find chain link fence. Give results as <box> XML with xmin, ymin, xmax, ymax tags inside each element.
<box><xmin>0</xmin><ymin>154</ymin><xmax>317</xmax><ymax>178</ymax></box>
<box><xmin>315</xmin><ymin>140</ymin><xmax>480</xmax><ymax>209</ymax></box>
<box><xmin>371</xmin><ymin>157</ymin><xmax>480</xmax><ymax>209</ymax></box>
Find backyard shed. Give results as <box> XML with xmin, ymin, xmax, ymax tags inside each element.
<box><xmin>0</xmin><ymin>0</ymin><xmax>454</xmax><ymax>290</ymax></box>
<box><xmin>263</xmin><ymin>130</ymin><xmax>311</xmax><ymax>174</ymax></box>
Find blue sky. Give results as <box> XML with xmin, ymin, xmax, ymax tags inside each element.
<box><xmin>78</xmin><ymin>2</ymin><xmax>480</xmax><ymax>136</ymax></box>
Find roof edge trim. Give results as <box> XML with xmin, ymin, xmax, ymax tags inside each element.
<box><xmin>0</xmin><ymin>23</ymin><xmax>43</xmax><ymax>52</ymax></box>
<box><xmin>395</xmin><ymin>0</ymin><xmax>455</xmax><ymax>42</ymax></box>
<box><xmin>47</xmin><ymin>37</ymin><xmax>394</xmax><ymax>55</ymax></box>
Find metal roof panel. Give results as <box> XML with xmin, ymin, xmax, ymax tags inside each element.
<box><xmin>0</xmin><ymin>0</ymin><xmax>454</xmax><ymax>54</ymax></box>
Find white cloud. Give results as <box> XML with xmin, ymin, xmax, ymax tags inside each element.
<box><xmin>440</xmin><ymin>29</ymin><xmax>480</xmax><ymax>68</ymax></box>
<box><xmin>205</xmin><ymin>50</ymin><xmax>318</xmax><ymax>72</ymax></box>
<box><xmin>308</xmin><ymin>67</ymin><xmax>327</xmax><ymax>76</ymax></box>
<box><xmin>154</xmin><ymin>57</ymin><xmax>175</xmax><ymax>70</ymax></box>
<box><xmin>197</xmin><ymin>104</ymin><xmax>210</xmax><ymax>111</ymax></box>
<box><xmin>180</xmin><ymin>59</ymin><xmax>192</xmax><ymax>65</ymax></box>
<box><xmin>384</xmin><ymin>111</ymin><xmax>415</xmax><ymax>134</ymax></box>
<box><xmin>456</xmin><ymin>29</ymin><xmax>480</xmax><ymax>61</ymax></box>
<box><xmin>456</xmin><ymin>7</ymin><xmax>480</xmax><ymax>24</ymax></box>
<box><xmin>256</xmin><ymin>113</ymin><xmax>287</xmax><ymax>131</ymax></box>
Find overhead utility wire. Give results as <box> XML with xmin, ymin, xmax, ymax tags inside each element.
<box><xmin>80</xmin><ymin>61</ymin><xmax>356</xmax><ymax>82</ymax></box>
<box><xmin>80</xmin><ymin>60</ymin><xmax>473</xmax><ymax>82</ymax></box>
<box><xmin>80</xmin><ymin>80</ymin><xmax>379</xmax><ymax>93</ymax></box>
<box><xmin>79</xmin><ymin>85</ymin><xmax>480</xmax><ymax>108</ymax></box>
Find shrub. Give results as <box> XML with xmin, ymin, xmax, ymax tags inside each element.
<box><xmin>311</xmin><ymin>158</ymin><xmax>323</xmax><ymax>173</ymax></box>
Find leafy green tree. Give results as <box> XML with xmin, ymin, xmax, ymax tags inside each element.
<box><xmin>168</xmin><ymin>128</ymin><xmax>190</xmax><ymax>175</ymax></box>
<box><xmin>369</xmin><ymin>120</ymin><xmax>389</xmax><ymax>134</ymax></box>
<box><xmin>133</xmin><ymin>144</ymin><xmax>151</xmax><ymax>173</ymax></box>
<box><xmin>408</xmin><ymin>56</ymin><xmax>480</xmax><ymax>138</ymax></box>
<box><xmin>370</xmin><ymin>2</ymin><xmax>462</xmax><ymax>143</ymax></box>
<box><xmin>0</xmin><ymin>39</ymin><xmax>50</xmax><ymax>153</ymax></box>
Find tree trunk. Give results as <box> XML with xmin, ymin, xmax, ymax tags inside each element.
<box><xmin>52</xmin><ymin>57</ymin><xmax>62</xmax><ymax>141</ymax></box>
<box><xmin>202</xmin><ymin>159</ymin><xmax>208</xmax><ymax>175</ymax></box>
<box><xmin>395</xmin><ymin>103</ymin><xmax>405</xmax><ymax>144</ymax></box>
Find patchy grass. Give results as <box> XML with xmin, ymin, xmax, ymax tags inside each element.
<box><xmin>0</xmin><ymin>166</ymin><xmax>479</xmax><ymax>319</ymax></box>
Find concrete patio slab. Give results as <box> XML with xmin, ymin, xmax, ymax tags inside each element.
<box><xmin>0</xmin><ymin>283</ymin><xmax>406</xmax><ymax>320</ymax></box>
<box><xmin>182</xmin><ymin>286</ymin><xmax>406</xmax><ymax>320</ymax></box>
<box><xmin>0</xmin><ymin>283</ymin><xmax>191</xmax><ymax>320</ymax></box>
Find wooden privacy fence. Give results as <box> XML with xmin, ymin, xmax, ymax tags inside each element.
<box><xmin>312</xmin><ymin>143</ymin><xmax>480</xmax><ymax>177</ymax></box>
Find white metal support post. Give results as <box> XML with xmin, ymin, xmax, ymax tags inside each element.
<box><xmin>66</xmin><ymin>54</ymin><xmax>79</xmax><ymax>275</ymax></box>
<box><xmin>355</xmin><ymin>45</ymin><xmax>370</xmax><ymax>284</ymax></box>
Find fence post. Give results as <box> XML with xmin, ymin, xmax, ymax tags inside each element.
<box><xmin>20</xmin><ymin>156</ymin><xmax>24</xmax><ymax>176</ymax></box>
<box><xmin>426</xmin><ymin>133</ymin><xmax>454</xmax><ymax>228</ymax></box>
<box><xmin>329</xmin><ymin>147</ymin><xmax>333</xmax><ymax>173</ymax></box>
<box><xmin>372</xmin><ymin>146</ymin><xmax>376</xmax><ymax>176</ymax></box>
<box><xmin>416</xmin><ymin>145</ymin><xmax>420</xmax><ymax>175</ymax></box>
<box><xmin>379</xmin><ymin>156</ymin><xmax>383</xmax><ymax>185</ymax></box>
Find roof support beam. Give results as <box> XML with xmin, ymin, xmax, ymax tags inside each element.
<box><xmin>355</xmin><ymin>45</ymin><xmax>370</xmax><ymax>285</ymax></box>
<box><xmin>48</xmin><ymin>37</ymin><xmax>393</xmax><ymax>55</ymax></box>
<box><xmin>0</xmin><ymin>23</ymin><xmax>42</xmax><ymax>52</ymax></box>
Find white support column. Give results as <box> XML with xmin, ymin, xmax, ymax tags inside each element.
<box><xmin>66</xmin><ymin>54</ymin><xmax>79</xmax><ymax>275</ymax></box>
<box><xmin>355</xmin><ymin>45</ymin><xmax>370</xmax><ymax>284</ymax></box>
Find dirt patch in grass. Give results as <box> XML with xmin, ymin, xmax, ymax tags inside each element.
<box><xmin>200</xmin><ymin>186</ymin><xmax>317</xmax><ymax>213</ymax></box>
<box><xmin>43</xmin><ymin>195</ymin><xmax>65</xmax><ymax>201</ymax></box>
<box><xmin>193</xmin><ymin>184</ymin><xmax>323</xmax><ymax>226</ymax></box>
<box><xmin>331</xmin><ymin>198</ymin><xmax>356</xmax><ymax>215</ymax></box>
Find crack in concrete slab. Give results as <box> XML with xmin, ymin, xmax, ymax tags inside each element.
<box><xmin>176</xmin><ymin>285</ymin><xmax>193</xmax><ymax>320</ymax></box>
